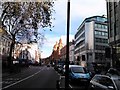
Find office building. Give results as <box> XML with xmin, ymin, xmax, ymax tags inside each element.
<box><xmin>74</xmin><ymin>16</ymin><xmax>109</xmax><ymax>66</ymax></box>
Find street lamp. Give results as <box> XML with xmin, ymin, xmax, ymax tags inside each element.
<box><xmin>65</xmin><ymin>0</ymin><xmax>70</xmax><ymax>89</ymax></box>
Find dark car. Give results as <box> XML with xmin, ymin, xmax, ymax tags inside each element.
<box><xmin>89</xmin><ymin>74</ymin><xmax>120</xmax><ymax>90</ymax></box>
<box><xmin>57</xmin><ymin>65</ymin><xmax>64</xmax><ymax>74</ymax></box>
<box><xmin>47</xmin><ymin>64</ymin><xmax>50</xmax><ymax>67</ymax></box>
<box><xmin>106</xmin><ymin>68</ymin><xmax>120</xmax><ymax>76</ymax></box>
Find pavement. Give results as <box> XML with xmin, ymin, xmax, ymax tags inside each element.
<box><xmin>2</xmin><ymin>66</ymin><xmax>30</xmax><ymax>78</ymax></box>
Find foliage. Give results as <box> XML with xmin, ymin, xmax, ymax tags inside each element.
<box><xmin>0</xmin><ymin>1</ymin><xmax>55</xmax><ymax>65</ymax></box>
<box><xmin>1</xmin><ymin>1</ymin><xmax>54</xmax><ymax>41</ymax></box>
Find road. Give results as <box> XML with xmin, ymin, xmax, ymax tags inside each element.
<box><xmin>2</xmin><ymin>65</ymin><xmax>60</xmax><ymax>90</ymax></box>
<box><xmin>2</xmin><ymin>65</ymin><xmax>89</xmax><ymax>90</ymax></box>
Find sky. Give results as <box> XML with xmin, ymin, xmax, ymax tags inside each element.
<box><xmin>40</xmin><ymin>0</ymin><xmax>107</xmax><ymax>58</ymax></box>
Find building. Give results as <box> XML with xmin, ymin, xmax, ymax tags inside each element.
<box><xmin>106</xmin><ymin>1</ymin><xmax>120</xmax><ymax>68</ymax></box>
<box><xmin>50</xmin><ymin>38</ymin><xmax>63</xmax><ymax>63</ymax></box>
<box><xmin>60</xmin><ymin>45</ymin><xmax>66</xmax><ymax>61</ymax></box>
<box><xmin>14</xmin><ymin>41</ymin><xmax>41</xmax><ymax>64</ymax></box>
<box><xmin>60</xmin><ymin>40</ymin><xmax>74</xmax><ymax>64</ymax></box>
<box><xmin>0</xmin><ymin>27</ymin><xmax>12</xmax><ymax>67</ymax></box>
<box><xmin>69</xmin><ymin>40</ymin><xmax>75</xmax><ymax>64</ymax></box>
<box><xmin>74</xmin><ymin>16</ymin><xmax>109</xmax><ymax>66</ymax></box>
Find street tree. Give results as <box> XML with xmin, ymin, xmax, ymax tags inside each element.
<box><xmin>0</xmin><ymin>1</ymin><xmax>54</xmax><ymax>67</ymax></box>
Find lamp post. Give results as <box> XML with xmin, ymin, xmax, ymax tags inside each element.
<box><xmin>65</xmin><ymin>0</ymin><xmax>70</xmax><ymax>89</ymax></box>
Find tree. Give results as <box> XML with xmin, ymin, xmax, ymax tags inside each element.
<box><xmin>0</xmin><ymin>1</ymin><xmax>54</xmax><ymax>68</ymax></box>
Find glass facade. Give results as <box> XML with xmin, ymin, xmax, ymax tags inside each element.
<box><xmin>75</xmin><ymin>25</ymin><xmax>85</xmax><ymax>39</ymax></box>
<box><xmin>95</xmin><ymin>31</ymin><xmax>108</xmax><ymax>37</ymax></box>
<box><xmin>96</xmin><ymin>17</ymin><xmax>107</xmax><ymax>23</ymax></box>
<box><xmin>95</xmin><ymin>23</ymin><xmax>107</xmax><ymax>30</ymax></box>
<box><xmin>95</xmin><ymin>38</ymin><xmax>108</xmax><ymax>43</ymax></box>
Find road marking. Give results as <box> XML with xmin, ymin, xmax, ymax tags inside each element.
<box><xmin>69</xmin><ymin>84</ymin><xmax>73</xmax><ymax>88</ymax></box>
<box><xmin>58</xmin><ymin>73</ymin><xmax>61</xmax><ymax>76</ymax></box>
<box><xmin>2</xmin><ymin>68</ymin><xmax>44</xmax><ymax>90</ymax></box>
<box><xmin>56</xmin><ymin>71</ymin><xmax>60</xmax><ymax>76</ymax></box>
<box><xmin>60</xmin><ymin>76</ymin><xmax>65</xmax><ymax>80</ymax></box>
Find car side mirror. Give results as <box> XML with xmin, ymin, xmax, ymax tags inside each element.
<box><xmin>108</xmin><ymin>86</ymin><xmax>114</xmax><ymax>90</ymax></box>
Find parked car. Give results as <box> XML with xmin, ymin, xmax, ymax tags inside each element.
<box><xmin>106</xmin><ymin>68</ymin><xmax>120</xmax><ymax>76</ymax></box>
<box><xmin>54</xmin><ymin>64</ymin><xmax>60</xmax><ymax>71</ymax></box>
<box><xmin>57</xmin><ymin>65</ymin><xmax>64</xmax><ymax>74</ymax></box>
<box><xmin>47</xmin><ymin>64</ymin><xmax>50</xmax><ymax>67</ymax></box>
<box><xmin>61</xmin><ymin>65</ymin><xmax>65</xmax><ymax>75</ymax></box>
<box><xmin>69</xmin><ymin>65</ymin><xmax>91</xmax><ymax>84</ymax></box>
<box><xmin>89</xmin><ymin>74</ymin><xmax>120</xmax><ymax>90</ymax></box>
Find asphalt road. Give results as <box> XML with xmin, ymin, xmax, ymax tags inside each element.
<box><xmin>2</xmin><ymin>65</ymin><xmax>89</xmax><ymax>90</ymax></box>
<box><xmin>2</xmin><ymin>65</ymin><xmax>60</xmax><ymax>90</ymax></box>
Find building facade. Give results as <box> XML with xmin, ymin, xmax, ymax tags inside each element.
<box><xmin>14</xmin><ymin>41</ymin><xmax>41</xmax><ymax>64</ymax></box>
<box><xmin>106</xmin><ymin>1</ymin><xmax>120</xmax><ymax>68</ymax></box>
<box><xmin>0</xmin><ymin>27</ymin><xmax>12</xmax><ymax>67</ymax></box>
<box><xmin>69</xmin><ymin>40</ymin><xmax>75</xmax><ymax>63</ymax></box>
<box><xmin>74</xmin><ymin>16</ymin><xmax>109</xmax><ymax>66</ymax></box>
<box><xmin>50</xmin><ymin>38</ymin><xmax>63</xmax><ymax>63</ymax></box>
<box><xmin>60</xmin><ymin>45</ymin><xmax>66</xmax><ymax>61</ymax></box>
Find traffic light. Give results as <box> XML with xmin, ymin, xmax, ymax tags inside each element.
<box><xmin>105</xmin><ymin>47</ymin><xmax>111</xmax><ymax>58</ymax></box>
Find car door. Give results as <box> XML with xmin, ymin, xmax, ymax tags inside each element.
<box><xmin>98</xmin><ymin>76</ymin><xmax>115</xmax><ymax>90</ymax></box>
<box><xmin>89</xmin><ymin>75</ymin><xmax>105</xmax><ymax>90</ymax></box>
<box><xmin>89</xmin><ymin>75</ymin><xmax>115</xmax><ymax>90</ymax></box>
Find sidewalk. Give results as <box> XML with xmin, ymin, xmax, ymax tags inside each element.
<box><xmin>2</xmin><ymin>66</ymin><xmax>29</xmax><ymax>78</ymax></box>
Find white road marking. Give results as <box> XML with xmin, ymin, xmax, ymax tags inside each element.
<box><xmin>2</xmin><ymin>68</ymin><xmax>44</xmax><ymax>90</ymax></box>
<box><xmin>59</xmin><ymin>76</ymin><xmax>65</xmax><ymax>80</ymax></box>
<box><xmin>55</xmin><ymin>71</ymin><xmax>60</xmax><ymax>76</ymax></box>
<box><xmin>69</xmin><ymin>84</ymin><xmax>73</xmax><ymax>88</ymax></box>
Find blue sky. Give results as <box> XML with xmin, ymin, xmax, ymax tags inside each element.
<box><xmin>40</xmin><ymin>0</ymin><xmax>107</xmax><ymax>58</ymax></box>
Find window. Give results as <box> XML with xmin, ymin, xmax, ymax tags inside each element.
<box><xmin>75</xmin><ymin>25</ymin><xmax>85</xmax><ymax>39</ymax></box>
<box><xmin>95</xmin><ymin>23</ymin><xmax>108</xmax><ymax>30</ymax></box>
<box><xmin>95</xmin><ymin>31</ymin><xmax>102</xmax><ymax>36</ymax></box>
<box><xmin>96</xmin><ymin>17</ymin><xmax>107</xmax><ymax>23</ymax></box>
<box><xmin>99</xmin><ymin>77</ymin><xmax>114</xmax><ymax>87</ymax></box>
<box><xmin>71</xmin><ymin>67</ymin><xmax>85</xmax><ymax>73</ymax></box>
<box><xmin>109</xmin><ymin>2</ymin><xmax>112</xmax><ymax>11</ymax></box>
<box><xmin>95</xmin><ymin>24</ymin><xmax>97</xmax><ymax>28</ymax></box>
<box><xmin>102</xmin><ymin>32</ymin><xmax>108</xmax><ymax>36</ymax></box>
<box><xmin>2</xmin><ymin>48</ymin><xmax>5</xmax><ymax>53</ymax></box>
<box><xmin>105</xmin><ymin>26</ymin><xmax>107</xmax><ymax>29</ymax></box>
<box><xmin>98</xmin><ymin>24</ymin><xmax>101</xmax><ymax>28</ymax></box>
<box><xmin>95</xmin><ymin>31</ymin><xmax>98</xmax><ymax>35</ymax></box>
<box><xmin>92</xmin><ymin>76</ymin><xmax>102</xmax><ymax>83</ymax></box>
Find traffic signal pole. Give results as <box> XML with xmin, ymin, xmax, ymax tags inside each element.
<box><xmin>65</xmin><ymin>0</ymin><xmax>70</xmax><ymax>89</ymax></box>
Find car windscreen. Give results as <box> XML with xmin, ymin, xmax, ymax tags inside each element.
<box><xmin>71</xmin><ymin>67</ymin><xmax>86</xmax><ymax>73</ymax></box>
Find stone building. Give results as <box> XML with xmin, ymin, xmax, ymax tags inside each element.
<box><xmin>106</xmin><ymin>1</ymin><xmax>120</xmax><ymax>67</ymax></box>
<box><xmin>14</xmin><ymin>41</ymin><xmax>41</xmax><ymax>64</ymax></box>
<box><xmin>0</xmin><ymin>27</ymin><xmax>12</xmax><ymax>67</ymax></box>
<box><xmin>50</xmin><ymin>38</ymin><xmax>63</xmax><ymax>63</ymax></box>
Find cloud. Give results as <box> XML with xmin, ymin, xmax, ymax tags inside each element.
<box><xmin>41</xmin><ymin>0</ymin><xmax>107</xmax><ymax>58</ymax></box>
<box><xmin>70</xmin><ymin>0</ymin><xmax>107</xmax><ymax>19</ymax></box>
<box><xmin>43</xmin><ymin>34</ymin><xmax>74</xmax><ymax>48</ymax></box>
